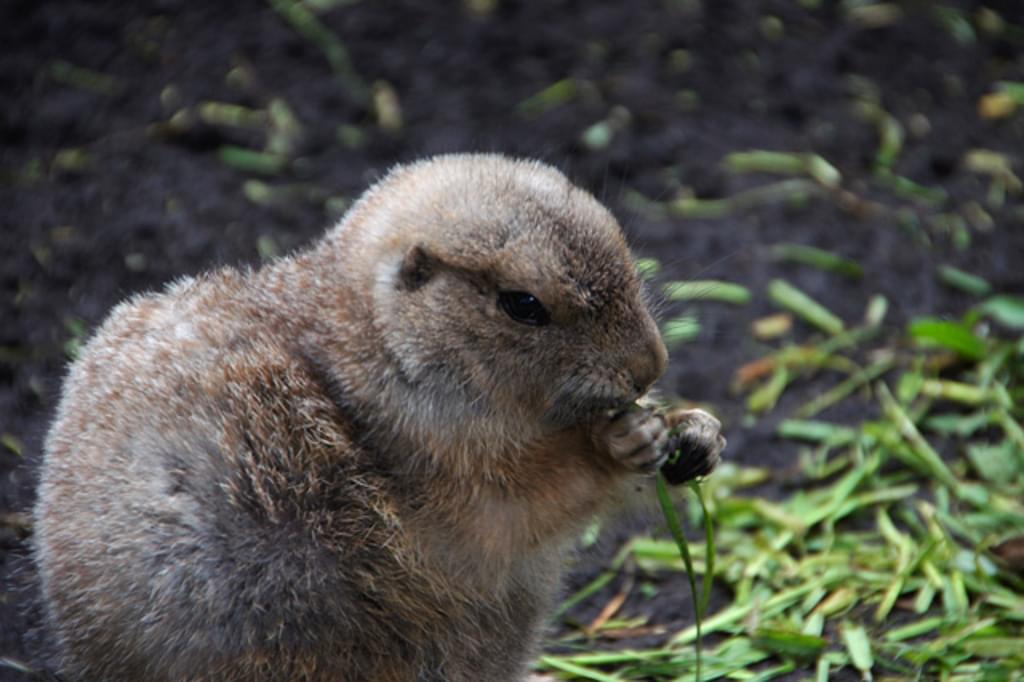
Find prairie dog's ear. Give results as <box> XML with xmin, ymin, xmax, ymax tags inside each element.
<box><xmin>398</xmin><ymin>244</ymin><xmax>435</xmax><ymax>291</ymax></box>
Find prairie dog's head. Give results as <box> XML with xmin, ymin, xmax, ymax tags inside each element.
<box><xmin>329</xmin><ymin>154</ymin><xmax>667</xmax><ymax>443</ymax></box>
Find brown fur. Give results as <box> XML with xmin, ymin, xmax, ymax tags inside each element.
<box><xmin>32</xmin><ymin>154</ymin><xmax>713</xmax><ymax>681</ymax></box>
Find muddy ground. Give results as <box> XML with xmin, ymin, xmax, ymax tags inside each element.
<box><xmin>2</xmin><ymin>0</ymin><xmax>1023</xmax><ymax>678</ymax></box>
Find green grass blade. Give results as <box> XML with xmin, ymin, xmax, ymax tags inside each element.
<box><xmin>978</xmin><ymin>295</ymin><xmax>1024</xmax><ymax>329</ymax></box>
<box><xmin>769</xmin><ymin>279</ymin><xmax>845</xmax><ymax>335</ymax></box>
<box><xmin>770</xmin><ymin>243</ymin><xmax>864</xmax><ymax>278</ymax></box>
<box><xmin>840</xmin><ymin>621</ymin><xmax>874</xmax><ymax>677</ymax></box>
<box><xmin>690</xmin><ymin>481</ymin><xmax>715</xmax><ymax>616</ymax></box>
<box><xmin>539</xmin><ymin>656</ymin><xmax>623</xmax><ymax>682</ymax></box>
<box><xmin>656</xmin><ymin>473</ymin><xmax>702</xmax><ymax>681</ymax></box>
<box><xmin>663</xmin><ymin>280</ymin><xmax>752</xmax><ymax>305</ymax></box>
<box><xmin>517</xmin><ymin>79</ymin><xmax>577</xmax><ymax>116</ymax></box>
<box><xmin>937</xmin><ymin>265</ymin><xmax>991</xmax><ymax>296</ymax></box>
<box><xmin>663</xmin><ymin>315</ymin><xmax>702</xmax><ymax>347</ymax></box>
<box><xmin>266</xmin><ymin>0</ymin><xmax>368</xmax><ymax>101</ymax></box>
<box><xmin>635</xmin><ymin>257</ymin><xmax>661</xmax><ymax>279</ymax></box>
<box><xmin>908</xmin><ymin>318</ymin><xmax>986</xmax><ymax>360</ymax></box>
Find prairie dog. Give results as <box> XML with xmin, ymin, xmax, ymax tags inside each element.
<box><xmin>33</xmin><ymin>154</ymin><xmax>725</xmax><ymax>681</ymax></box>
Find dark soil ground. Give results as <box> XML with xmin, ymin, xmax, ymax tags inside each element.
<box><xmin>2</xmin><ymin>0</ymin><xmax>1023</xmax><ymax>678</ymax></box>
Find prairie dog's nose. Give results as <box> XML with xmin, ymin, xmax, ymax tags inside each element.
<box><xmin>628</xmin><ymin>330</ymin><xmax>668</xmax><ymax>396</ymax></box>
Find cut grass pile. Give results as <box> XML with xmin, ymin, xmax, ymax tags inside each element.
<box><xmin>543</xmin><ymin>260</ymin><xmax>1024</xmax><ymax>680</ymax></box>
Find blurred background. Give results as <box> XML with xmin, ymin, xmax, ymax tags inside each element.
<box><xmin>2</xmin><ymin>0</ymin><xmax>1023</xmax><ymax>679</ymax></box>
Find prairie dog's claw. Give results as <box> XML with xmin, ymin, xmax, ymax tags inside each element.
<box><xmin>660</xmin><ymin>408</ymin><xmax>725</xmax><ymax>485</ymax></box>
<box><xmin>594</xmin><ymin>408</ymin><xmax>669</xmax><ymax>474</ymax></box>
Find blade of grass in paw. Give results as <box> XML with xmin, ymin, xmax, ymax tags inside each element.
<box><xmin>655</xmin><ymin>473</ymin><xmax>704</xmax><ymax>679</ymax></box>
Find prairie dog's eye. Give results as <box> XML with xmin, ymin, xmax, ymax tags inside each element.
<box><xmin>498</xmin><ymin>291</ymin><xmax>550</xmax><ymax>326</ymax></box>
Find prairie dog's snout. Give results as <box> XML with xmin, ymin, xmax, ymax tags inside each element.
<box><xmin>628</xmin><ymin>326</ymin><xmax>669</xmax><ymax>396</ymax></box>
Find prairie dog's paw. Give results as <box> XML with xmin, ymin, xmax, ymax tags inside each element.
<box><xmin>594</xmin><ymin>408</ymin><xmax>669</xmax><ymax>474</ymax></box>
<box><xmin>660</xmin><ymin>408</ymin><xmax>726</xmax><ymax>485</ymax></box>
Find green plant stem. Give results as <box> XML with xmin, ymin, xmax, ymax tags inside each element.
<box><xmin>656</xmin><ymin>473</ymin><xmax>703</xmax><ymax>681</ymax></box>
